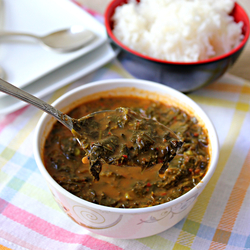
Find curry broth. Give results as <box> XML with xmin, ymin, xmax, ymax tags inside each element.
<box><xmin>43</xmin><ymin>96</ymin><xmax>210</xmax><ymax>208</ymax></box>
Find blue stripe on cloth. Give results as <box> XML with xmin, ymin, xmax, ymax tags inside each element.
<box><xmin>228</xmin><ymin>232</ymin><xmax>247</xmax><ymax>248</ymax></box>
<box><xmin>9</xmin><ymin>152</ymin><xmax>29</xmax><ymax>166</ymax></box>
<box><xmin>15</xmin><ymin>166</ymin><xmax>34</xmax><ymax>181</ymax></box>
<box><xmin>197</xmin><ymin>224</ymin><xmax>216</xmax><ymax>241</ymax></box>
<box><xmin>244</xmin><ymin>235</ymin><xmax>250</xmax><ymax>248</ymax></box>
<box><xmin>0</xmin><ymin>144</ymin><xmax>5</xmax><ymax>154</ymax></box>
<box><xmin>0</xmin><ymin>186</ymin><xmax>19</xmax><ymax>202</ymax></box>
<box><xmin>0</xmin><ymin>160</ymin><xmax>34</xmax><ymax>202</ymax></box>
<box><xmin>22</xmin><ymin>157</ymin><xmax>39</xmax><ymax>172</ymax></box>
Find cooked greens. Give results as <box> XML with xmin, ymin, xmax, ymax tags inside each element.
<box><xmin>43</xmin><ymin>97</ymin><xmax>209</xmax><ymax>208</ymax></box>
<box><xmin>72</xmin><ymin>108</ymin><xmax>183</xmax><ymax>180</ymax></box>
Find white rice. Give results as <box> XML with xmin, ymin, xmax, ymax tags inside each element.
<box><xmin>112</xmin><ymin>0</ymin><xmax>244</xmax><ymax>62</ymax></box>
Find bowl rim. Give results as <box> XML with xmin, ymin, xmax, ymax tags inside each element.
<box><xmin>33</xmin><ymin>78</ymin><xmax>219</xmax><ymax>214</ymax></box>
<box><xmin>104</xmin><ymin>0</ymin><xmax>250</xmax><ymax>65</ymax></box>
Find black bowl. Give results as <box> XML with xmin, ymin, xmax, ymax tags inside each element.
<box><xmin>105</xmin><ymin>0</ymin><xmax>250</xmax><ymax>92</ymax></box>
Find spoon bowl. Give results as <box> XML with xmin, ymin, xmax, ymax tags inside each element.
<box><xmin>73</xmin><ymin>107</ymin><xmax>182</xmax><ymax>180</ymax></box>
<box><xmin>0</xmin><ymin>25</ymin><xmax>95</xmax><ymax>52</ymax></box>
<box><xmin>0</xmin><ymin>78</ymin><xmax>182</xmax><ymax>180</ymax></box>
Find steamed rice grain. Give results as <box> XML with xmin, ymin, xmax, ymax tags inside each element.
<box><xmin>112</xmin><ymin>0</ymin><xmax>244</xmax><ymax>62</ymax></box>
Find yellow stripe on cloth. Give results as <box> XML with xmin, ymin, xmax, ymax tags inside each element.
<box><xmin>19</xmin><ymin>181</ymin><xmax>62</xmax><ymax>212</ymax></box>
<box><xmin>137</xmin><ymin>235</ymin><xmax>175</xmax><ymax>249</ymax></box>
<box><xmin>207</xmin><ymin>83</ymin><xmax>250</xmax><ymax>248</ymax></box>
<box><xmin>189</xmin><ymin>95</ymin><xmax>238</xmax><ymax>109</ymax></box>
<box><xmin>175</xmin><ymin>230</ymin><xmax>195</xmax><ymax>248</ymax></box>
<box><xmin>189</xmin><ymin>110</ymin><xmax>245</xmax><ymax>223</ymax></box>
<box><xmin>190</xmin><ymin>96</ymin><xmax>249</xmax><ymax>112</ymax></box>
<box><xmin>209</xmin><ymin>149</ymin><xmax>250</xmax><ymax>249</ymax></box>
<box><xmin>190</xmin><ymin>79</ymin><xmax>250</xmax><ymax>110</ymax></box>
<box><xmin>174</xmin><ymin>89</ymin><xmax>248</xmax><ymax>248</ymax></box>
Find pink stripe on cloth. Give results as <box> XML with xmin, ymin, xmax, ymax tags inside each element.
<box><xmin>2</xmin><ymin>201</ymin><xmax>123</xmax><ymax>250</ymax></box>
<box><xmin>0</xmin><ymin>229</ymin><xmax>44</xmax><ymax>250</ymax></box>
<box><xmin>0</xmin><ymin>106</ymin><xmax>28</xmax><ymax>133</ymax></box>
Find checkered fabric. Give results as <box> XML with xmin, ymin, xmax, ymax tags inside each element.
<box><xmin>0</xmin><ymin>61</ymin><xmax>250</xmax><ymax>250</ymax></box>
<box><xmin>1</xmin><ymin>4</ymin><xmax>250</xmax><ymax>250</ymax></box>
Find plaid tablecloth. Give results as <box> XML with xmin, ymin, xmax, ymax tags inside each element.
<box><xmin>1</xmin><ymin>5</ymin><xmax>250</xmax><ymax>250</ymax></box>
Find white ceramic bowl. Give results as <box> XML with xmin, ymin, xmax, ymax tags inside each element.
<box><xmin>34</xmin><ymin>79</ymin><xmax>219</xmax><ymax>239</ymax></box>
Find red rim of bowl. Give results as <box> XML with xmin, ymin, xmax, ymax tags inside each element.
<box><xmin>105</xmin><ymin>1</ymin><xmax>250</xmax><ymax>65</ymax></box>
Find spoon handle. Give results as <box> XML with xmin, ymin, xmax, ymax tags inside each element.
<box><xmin>0</xmin><ymin>31</ymin><xmax>39</xmax><ymax>39</ymax></box>
<box><xmin>0</xmin><ymin>78</ymin><xmax>73</xmax><ymax>130</ymax></box>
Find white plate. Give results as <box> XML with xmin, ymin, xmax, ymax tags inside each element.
<box><xmin>0</xmin><ymin>42</ymin><xmax>116</xmax><ymax>115</ymax></box>
<box><xmin>0</xmin><ymin>0</ymin><xmax>107</xmax><ymax>98</ymax></box>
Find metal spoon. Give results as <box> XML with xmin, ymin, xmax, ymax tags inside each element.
<box><xmin>0</xmin><ymin>25</ymin><xmax>95</xmax><ymax>52</ymax></box>
<box><xmin>0</xmin><ymin>78</ymin><xmax>182</xmax><ymax>180</ymax></box>
<box><xmin>0</xmin><ymin>66</ymin><xmax>6</xmax><ymax>79</ymax></box>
